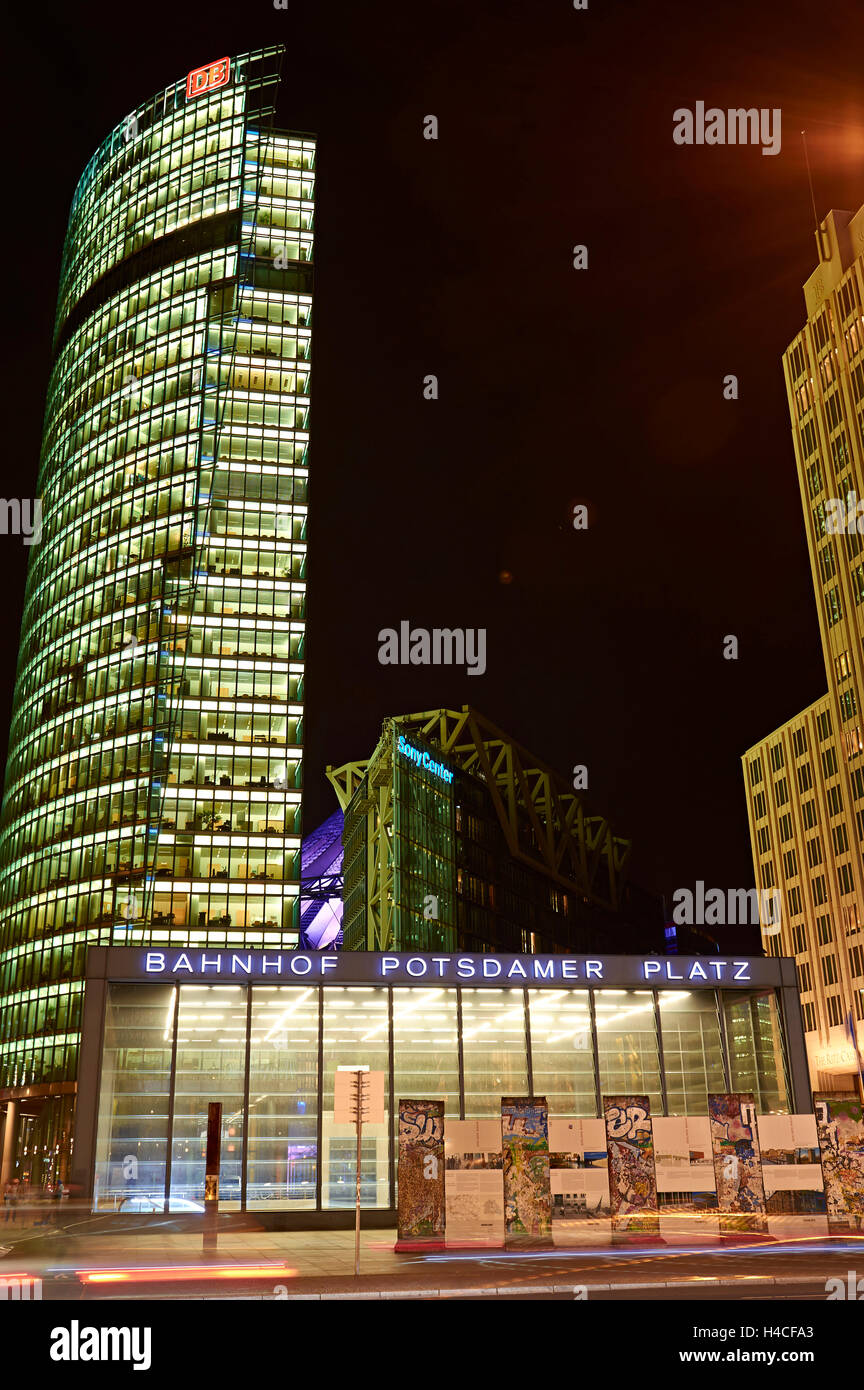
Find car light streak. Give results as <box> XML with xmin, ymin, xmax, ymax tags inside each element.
<box><xmin>78</xmin><ymin>1264</ymin><xmax>296</xmax><ymax>1283</ymax></box>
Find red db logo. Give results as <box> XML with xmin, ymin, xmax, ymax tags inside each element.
<box><xmin>186</xmin><ymin>58</ymin><xmax>231</xmax><ymax>101</ymax></box>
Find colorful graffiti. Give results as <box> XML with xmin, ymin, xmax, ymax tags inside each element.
<box><xmin>501</xmin><ymin>1097</ymin><xmax>552</xmax><ymax>1241</ymax></box>
<box><xmin>814</xmin><ymin>1093</ymin><xmax>864</xmax><ymax>1235</ymax></box>
<box><xmin>708</xmin><ymin>1093</ymin><xmax>767</xmax><ymax>1234</ymax></box>
<box><xmin>396</xmin><ymin>1099</ymin><xmax>445</xmax><ymax>1243</ymax></box>
<box><xmin>603</xmin><ymin>1095</ymin><xmax>659</xmax><ymax>1235</ymax></box>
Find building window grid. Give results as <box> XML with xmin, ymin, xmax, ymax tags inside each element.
<box><xmin>821</xmin><ymin>953</ymin><xmax>839</xmax><ymax>986</ymax></box>
<box><xmin>0</xmin><ymin>71</ymin><xmax>316</xmax><ymax>1099</ymax></box>
<box><xmin>58</xmin><ymin>70</ymin><xmax>314</xmax><ymax>332</ymax></box>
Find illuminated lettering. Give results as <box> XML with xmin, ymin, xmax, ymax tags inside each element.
<box><xmin>396</xmin><ymin>734</ymin><xmax>455</xmax><ymax>784</ymax></box>
<box><xmin>134</xmin><ymin>949</ymin><xmax>763</xmax><ymax>988</ymax></box>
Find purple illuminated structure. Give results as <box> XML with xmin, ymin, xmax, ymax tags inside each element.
<box><xmin>299</xmin><ymin>809</ymin><xmax>344</xmax><ymax>949</ymax></box>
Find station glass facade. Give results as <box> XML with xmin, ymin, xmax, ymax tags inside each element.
<box><xmin>91</xmin><ymin>966</ymin><xmax>795</xmax><ymax>1213</ymax></box>
<box><xmin>0</xmin><ymin>47</ymin><xmax>314</xmax><ymax>1187</ymax></box>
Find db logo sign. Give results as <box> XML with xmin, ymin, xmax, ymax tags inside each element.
<box><xmin>186</xmin><ymin>58</ymin><xmax>230</xmax><ymax>101</ymax></box>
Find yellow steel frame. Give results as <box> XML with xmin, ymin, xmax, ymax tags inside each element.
<box><xmin>327</xmin><ymin>707</ymin><xmax>631</xmax><ymax>951</ymax></box>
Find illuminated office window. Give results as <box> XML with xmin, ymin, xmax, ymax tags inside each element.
<box><xmin>247</xmin><ymin>984</ymin><xmax>318</xmax><ymax>1209</ymax></box>
<box><xmin>321</xmin><ymin>988</ymin><xmax>390</xmax><ymax>1209</ymax></box>
<box><xmin>657</xmin><ymin>990</ymin><xmax>725</xmax><ymax>1115</ymax></box>
<box><xmin>528</xmin><ymin>989</ymin><xmax>596</xmax><ymax>1116</ymax></box>
<box><xmin>169</xmin><ymin>985</ymin><xmax>247</xmax><ymax>1208</ymax></box>
<box><xmin>460</xmin><ymin>988</ymin><xmax>528</xmax><ymax>1118</ymax></box>
<box><xmin>93</xmin><ymin>982</ymin><xmax>175</xmax><ymax>1210</ymax></box>
<box><xmin>393</xmin><ymin>987</ymin><xmax>460</xmax><ymax>1114</ymax></box>
<box><xmin>722</xmin><ymin>989</ymin><xmax>789</xmax><ymax>1113</ymax></box>
<box><xmin>594</xmin><ymin>990</ymin><xmax>662</xmax><ymax>1112</ymax></box>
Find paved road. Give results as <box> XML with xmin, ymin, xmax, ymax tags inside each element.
<box><xmin>4</xmin><ymin>1224</ymin><xmax>861</xmax><ymax>1301</ymax></box>
<box><xmin>14</xmin><ymin>1258</ymin><xmax>857</xmax><ymax>1302</ymax></box>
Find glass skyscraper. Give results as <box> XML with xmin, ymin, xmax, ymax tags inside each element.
<box><xmin>0</xmin><ymin>46</ymin><xmax>314</xmax><ymax>1188</ymax></box>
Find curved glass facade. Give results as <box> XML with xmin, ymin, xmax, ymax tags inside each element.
<box><xmin>0</xmin><ymin>46</ymin><xmax>315</xmax><ymax>1189</ymax></box>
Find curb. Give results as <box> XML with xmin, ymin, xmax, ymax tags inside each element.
<box><xmin>142</xmin><ymin>1273</ymin><xmax>833</xmax><ymax>1301</ymax></box>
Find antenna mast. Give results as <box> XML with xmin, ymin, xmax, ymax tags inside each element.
<box><xmin>800</xmin><ymin>130</ymin><xmax>822</xmax><ymax>252</ymax></box>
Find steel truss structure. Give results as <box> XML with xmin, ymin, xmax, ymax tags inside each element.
<box><xmin>327</xmin><ymin>706</ymin><xmax>631</xmax><ymax>952</ymax></box>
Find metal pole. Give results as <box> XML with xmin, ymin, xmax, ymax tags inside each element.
<box><xmin>203</xmin><ymin>1101</ymin><xmax>222</xmax><ymax>1255</ymax></box>
<box><xmin>354</xmin><ymin>1070</ymin><xmax>363</xmax><ymax>1277</ymax></box>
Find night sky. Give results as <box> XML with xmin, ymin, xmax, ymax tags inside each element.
<box><xmin>3</xmin><ymin>0</ymin><xmax>863</xmax><ymax>953</ymax></box>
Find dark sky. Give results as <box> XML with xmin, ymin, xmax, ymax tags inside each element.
<box><xmin>3</xmin><ymin>0</ymin><xmax>863</xmax><ymax>952</ymax></box>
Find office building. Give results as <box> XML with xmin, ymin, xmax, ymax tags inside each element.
<box><xmin>0</xmin><ymin>47</ymin><xmax>314</xmax><ymax>1189</ymax></box>
<box><xmin>327</xmin><ymin>708</ymin><xmax>665</xmax><ymax>955</ymax></box>
<box><xmin>743</xmin><ymin>204</ymin><xmax>864</xmax><ymax>1094</ymax></box>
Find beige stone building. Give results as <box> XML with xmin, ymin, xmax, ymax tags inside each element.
<box><xmin>743</xmin><ymin>204</ymin><xmax>864</xmax><ymax>1096</ymax></box>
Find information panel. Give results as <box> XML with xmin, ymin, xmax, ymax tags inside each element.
<box><xmin>653</xmin><ymin>1115</ymin><xmax>719</xmax><ymax>1242</ymax></box>
<box><xmin>444</xmin><ymin>1119</ymin><xmax>504</xmax><ymax>1247</ymax></box>
<box><xmin>548</xmin><ymin>1117</ymin><xmax>611</xmax><ymax>1245</ymax></box>
<box><xmin>758</xmin><ymin>1112</ymin><xmax>827</xmax><ymax>1238</ymax></box>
